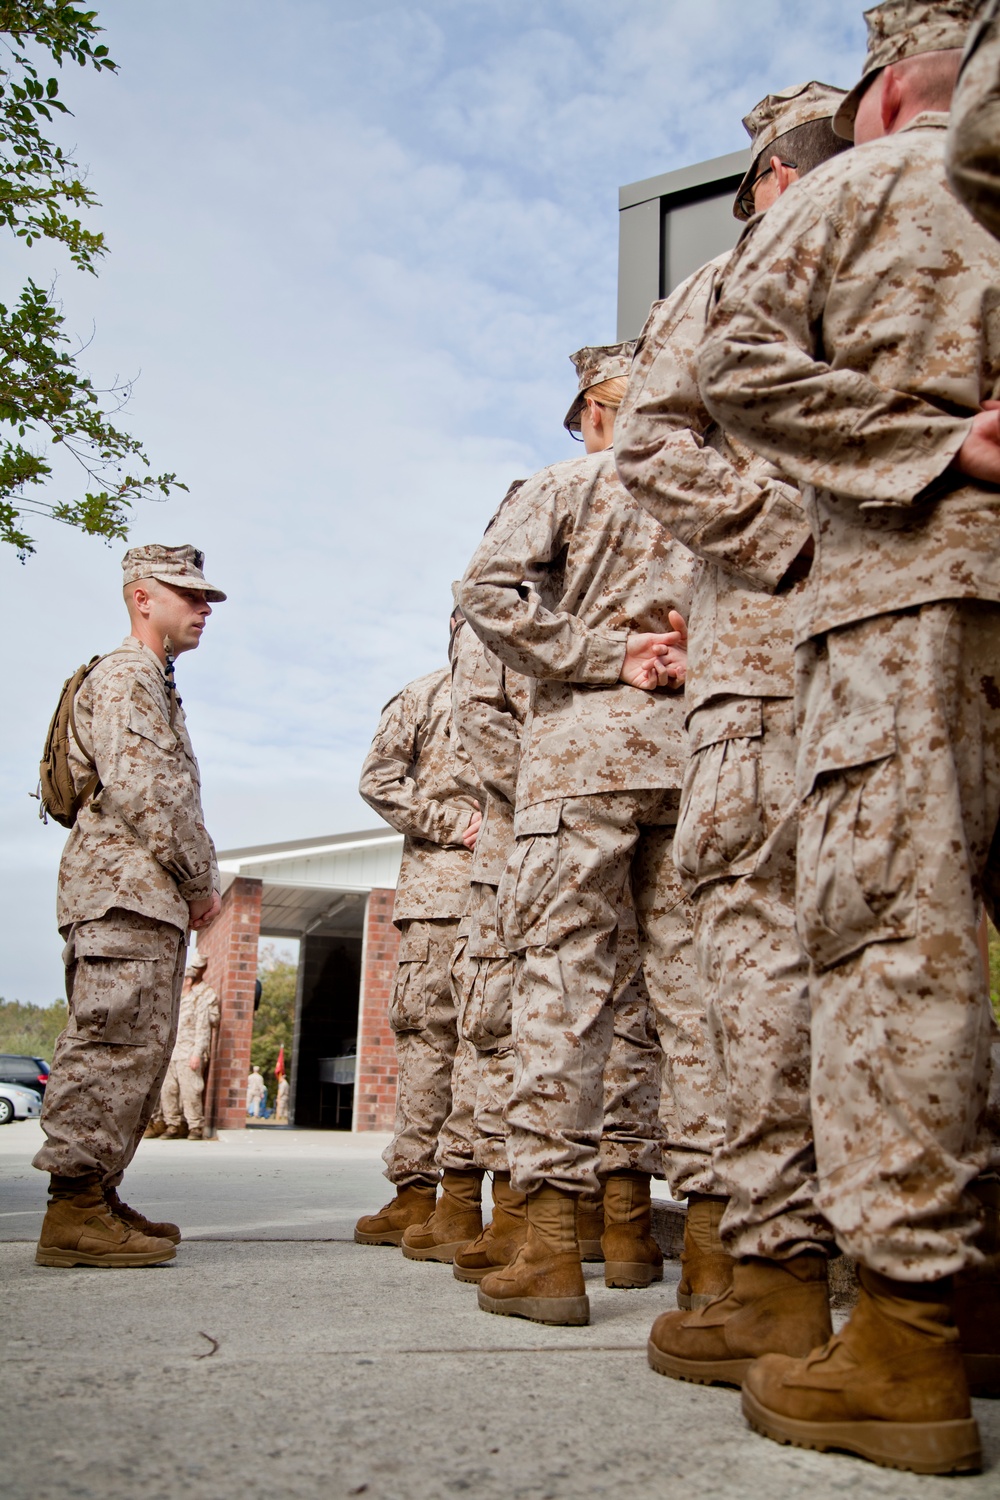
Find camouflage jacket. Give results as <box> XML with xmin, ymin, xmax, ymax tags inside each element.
<box><xmin>359</xmin><ymin>667</ymin><xmax>478</xmax><ymax>922</ymax></box>
<box><xmin>615</xmin><ymin>252</ymin><xmax>809</xmax><ymax>711</ymax></box>
<box><xmin>58</xmin><ymin>636</ymin><xmax>218</xmax><ymax>932</ymax></box>
<box><xmin>170</xmin><ymin>980</ymin><xmax>219</xmax><ymax>1063</ymax></box>
<box><xmin>450</xmin><ymin>620</ymin><xmax>531</xmax><ymax>886</ymax></box>
<box><xmin>948</xmin><ymin>0</ymin><xmax>1000</xmax><ymax>241</ymax></box>
<box><xmin>458</xmin><ymin>447</ymin><xmax>695</xmax><ymax>817</ymax></box>
<box><xmin>699</xmin><ymin>115</ymin><xmax>1000</xmax><ymax>644</ymax></box>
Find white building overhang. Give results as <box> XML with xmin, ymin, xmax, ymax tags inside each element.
<box><xmin>217</xmin><ymin>827</ymin><xmax>402</xmax><ymax>939</ymax></box>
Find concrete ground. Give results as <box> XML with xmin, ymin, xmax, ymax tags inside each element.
<box><xmin>1</xmin><ymin>1122</ymin><xmax>996</xmax><ymax>1500</ymax></box>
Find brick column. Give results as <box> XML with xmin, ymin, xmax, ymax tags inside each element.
<box><xmin>197</xmin><ymin>876</ymin><xmax>263</xmax><ymax>1132</ymax></box>
<box><xmin>353</xmin><ymin>888</ymin><xmax>400</xmax><ymax>1131</ymax></box>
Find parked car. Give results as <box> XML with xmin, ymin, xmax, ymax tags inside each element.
<box><xmin>0</xmin><ymin>1080</ymin><xmax>43</xmax><ymax>1125</ymax></box>
<box><xmin>0</xmin><ymin>1054</ymin><xmax>50</xmax><ymax>1098</ymax></box>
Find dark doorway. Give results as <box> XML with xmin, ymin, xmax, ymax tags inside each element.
<box><xmin>291</xmin><ymin>933</ymin><xmax>362</xmax><ymax>1127</ymax></box>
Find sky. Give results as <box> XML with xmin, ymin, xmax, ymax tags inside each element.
<box><xmin>0</xmin><ymin>0</ymin><xmax>866</xmax><ymax>1003</ymax></box>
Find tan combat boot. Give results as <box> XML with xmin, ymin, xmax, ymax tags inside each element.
<box><xmin>36</xmin><ymin>1173</ymin><xmax>177</xmax><ymax>1268</ymax></box>
<box><xmin>648</xmin><ymin>1251</ymin><xmax>832</xmax><ymax>1387</ymax></box>
<box><xmin>743</xmin><ymin>1267</ymin><xmax>982</xmax><ymax>1475</ymax></box>
<box><xmin>453</xmin><ymin>1172</ymin><xmax>528</xmax><ymax>1283</ymax></box>
<box><xmin>676</xmin><ymin>1192</ymin><xmax>734</xmax><ymax>1309</ymax></box>
<box><xmin>954</xmin><ymin>1174</ymin><xmax>1000</xmax><ymax>1398</ymax></box>
<box><xmin>576</xmin><ymin>1186</ymin><xmax>605</xmax><ymax>1262</ymax></box>
<box><xmin>105</xmin><ymin>1184</ymin><xmax>182</xmax><ymax>1245</ymax></box>
<box><xmin>478</xmin><ymin>1184</ymin><xmax>589</xmax><ymax>1326</ymax></box>
<box><xmin>354</xmin><ymin>1183</ymin><xmax>438</xmax><ymax>1246</ymax></box>
<box><xmin>401</xmin><ymin>1168</ymin><xmax>484</xmax><ymax>1262</ymax></box>
<box><xmin>602</xmin><ymin>1171</ymin><xmax>664</xmax><ymax>1289</ymax></box>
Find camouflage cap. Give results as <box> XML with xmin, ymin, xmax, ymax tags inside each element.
<box><xmin>185</xmin><ymin>953</ymin><xmax>208</xmax><ymax>977</ymax></box>
<box><xmin>563</xmin><ymin>342</ymin><xmax>637</xmax><ymax>433</ymax></box>
<box><xmin>833</xmin><ymin>0</ymin><xmax>979</xmax><ymax>139</ymax></box>
<box><xmin>122</xmin><ymin>543</ymin><xmax>227</xmax><ymax>602</ymax></box>
<box><xmin>734</xmin><ymin>81</ymin><xmax>848</xmax><ymax>220</ymax></box>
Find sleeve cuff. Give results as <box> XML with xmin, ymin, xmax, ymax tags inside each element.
<box><xmin>579</xmin><ymin>630</ymin><xmax>629</xmax><ymax>684</ymax></box>
<box><xmin>178</xmin><ymin>873</ymin><xmax>214</xmax><ymax>902</ymax></box>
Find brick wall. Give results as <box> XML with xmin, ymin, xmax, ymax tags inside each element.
<box><xmin>353</xmin><ymin>887</ymin><xmax>400</xmax><ymax>1131</ymax></box>
<box><xmin>197</xmin><ymin>876</ymin><xmax>263</xmax><ymax>1132</ymax></box>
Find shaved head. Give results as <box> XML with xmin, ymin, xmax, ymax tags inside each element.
<box><xmin>894</xmin><ymin>47</ymin><xmax>962</xmax><ymax>110</ymax></box>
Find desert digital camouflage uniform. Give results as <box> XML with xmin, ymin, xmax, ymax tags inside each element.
<box><xmin>698</xmin><ymin>106</ymin><xmax>1000</xmax><ymax>1279</ymax></box>
<box><xmin>614</xmin><ymin>81</ymin><xmax>848</xmax><ymax>1263</ymax></box>
<box><xmin>359</xmin><ymin>667</ymin><xmax>479</xmax><ymax>1186</ymax></box>
<box><xmin>459</xmin><ymin>440</ymin><xmax>722</xmax><ymax>1198</ymax></box>
<box><xmin>948</xmin><ymin>0</ymin><xmax>1000</xmax><ymax>238</ymax></box>
<box><xmin>444</xmin><ymin>615</ymin><xmax>531</xmax><ymax>1173</ymax></box>
<box><xmin>160</xmin><ymin>977</ymin><xmax>219</xmax><ymax>1135</ymax></box>
<box><xmin>35</xmin><ymin>633</ymin><xmax>219</xmax><ymax>1187</ymax></box>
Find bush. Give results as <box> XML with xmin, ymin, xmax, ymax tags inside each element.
<box><xmin>0</xmin><ymin>998</ymin><xmax>67</xmax><ymax>1061</ymax></box>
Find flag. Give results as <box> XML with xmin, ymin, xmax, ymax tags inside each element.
<box><xmin>275</xmin><ymin>1045</ymin><xmax>285</xmax><ymax>1080</ymax></box>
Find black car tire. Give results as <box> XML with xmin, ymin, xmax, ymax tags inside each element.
<box><xmin>0</xmin><ymin>1097</ymin><xmax>14</xmax><ymax>1125</ymax></box>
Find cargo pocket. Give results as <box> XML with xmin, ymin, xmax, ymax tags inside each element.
<box><xmin>67</xmin><ymin>925</ymin><xmax>160</xmax><ymax>1045</ymax></box>
<box><xmin>498</xmin><ymin>800</ymin><xmax>562</xmax><ymax>952</ymax></box>
<box><xmin>461</xmin><ymin>955</ymin><xmax>516</xmax><ymax>1052</ymax></box>
<box><xmin>389</xmin><ymin>929</ymin><xmax>430</xmax><ymax>1032</ymax></box>
<box><xmin>674</xmin><ymin>699</ymin><xmax>765</xmax><ymax>890</ymax></box>
<box><xmin>797</xmin><ymin>705</ymin><xmax>915</xmax><ymax>971</ymax></box>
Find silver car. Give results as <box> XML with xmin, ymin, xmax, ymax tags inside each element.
<box><xmin>0</xmin><ymin>1081</ymin><xmax>43</xmax><ymax>1126</ymax></box>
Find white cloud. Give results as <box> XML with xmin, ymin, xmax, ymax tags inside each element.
<box><xmin>0</xmin><ymin>0</ymin><xmax>866</xmax><ymax>999</ymax></box>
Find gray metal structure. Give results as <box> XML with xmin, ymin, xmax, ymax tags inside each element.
<box><xmin>617</xmin><ymin>148</ymin><xmax>748</xmax><ymax>341</ymax></box>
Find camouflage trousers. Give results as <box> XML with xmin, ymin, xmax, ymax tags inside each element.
<box><xmin>160</xmin><ymin>1055</ymin><xmax>206</xmax><ymax>1132</ymax></box>
<box><xmin>437</xmin><ymin>884</ymin><xmax>512</xmax><ymax>1174</ymax></box>
<box><xmin>796</xmin><ymin>602</ymin><xmax>1000</xmax><ymax>1279</ymax></box>
<box><xmin>674</xmin><ymin>695</ymin><xmax>833</xmax><ymax>1260</ymax></box>
<box><xmin>34</xmin><ymin>907</ymin><xmax>186</xmax><ymax>1185</ymax></box>
<box><xmin>441</xmin><ymin>882</ymin><xmax>666</xmax><ymax>1179</ymax></box>
<box><xmin>499</xmin><ymin>791</ymin><xmax>722</xmax><ymax>1197</ymax></box>
<box><xmin>383</xmin><ymin>916</ymin><xmax>461</xmax><ymax>1187</ymax></box>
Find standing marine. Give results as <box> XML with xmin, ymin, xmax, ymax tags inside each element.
<box><xmin>697</xmin><ymin>0</ymin><xmax>999</xmax><ymax>1472</ymax></box>
<box><xmin>33</xmin><ymin>544</ymin><xmax>224</xmax><ymax>1267</ymax></box>
<box><xmin>159</xmin><ymin>951</ymin><xmax>220</xmax><ymax>1139</ymax></box>
<box><xmin>355</xmin><ymin>646</ymin><xmax>481</xmax><ymax>1245</ymax></box>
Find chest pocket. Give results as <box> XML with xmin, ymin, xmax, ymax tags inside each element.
<box><xmin>128</xmin><ymin>697</ymin><xmax>178</xmax><ymax>752</ymax></box>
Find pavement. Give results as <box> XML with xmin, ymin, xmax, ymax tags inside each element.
<box><xmin>1</xmin><ymin>1122</ymin><xmax>997</xmax><ymax>1500</ymax></box>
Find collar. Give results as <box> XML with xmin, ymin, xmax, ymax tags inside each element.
<box><xmin>899</xmin><ymin>110</ymin><xmax>949</xmax><ymax>134</ymax></box>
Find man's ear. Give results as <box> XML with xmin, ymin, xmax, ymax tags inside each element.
<box><xmin>772</xmin><ymin>158</ymin><xmax>799</xmax><ymax>197</ymax></box>
<box><xmin>880</xmin><ymin>64</ymin><xmax>902</xmax><ymax>132</ymax></box>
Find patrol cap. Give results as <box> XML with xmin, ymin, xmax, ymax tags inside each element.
<box><xmin>122</xmin><ymin>544</ymin><xmax>227</xmax><ymax>603</ymax></box>
<box><xmin>833</xmin><ymin>0</ymin><xmax>978</xmax><ymax>140</ymax></box>
<box><xmin>563</xmin><ymin>342</ymin><xmax>637</xmax><ymax>433</ymax></box>
<box><xmin>185</xmin><ymin>954</ymin><xmax>208</xmax><ymax>978</ymax></box>
<box><xmin>734</xmin><ymin>81</ymin><xmax>848</xmax><ymax>220</ymax></box>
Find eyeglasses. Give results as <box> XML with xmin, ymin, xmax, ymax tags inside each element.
<box><xmin>737</xmin><ymin>159</ymin><xmax>797</xmax><ymax>219</ymax></box>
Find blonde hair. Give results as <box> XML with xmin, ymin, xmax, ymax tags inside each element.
<box><xmin>584</xmin><ymin>375</ymin><xmax>629</xmax><ymax>411</ymax></box>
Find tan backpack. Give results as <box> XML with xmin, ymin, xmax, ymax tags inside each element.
<box><xmin>34</xmin><ymin>657</ymin><xmax>105</xmax><ymax>827</ymax></box>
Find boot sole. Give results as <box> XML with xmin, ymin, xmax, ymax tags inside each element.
<box><xmin>964</xmin><ymin>1353</ymin><xmax>1000</xmax><ymax>1399</ymax></box>
<box><xmin>354</xmin><ymin>1228</ymin><xmax>406</xmax><ymax>1246</ymax></box>
<box><xmin>454</xmin><ymin>1260</ymin><xmax>504</xmax><ymax>1283</ymax></box>
<box><xmin>478</xmin><ymin>1288</ymin><xmax>590</xmax><ymax>1326</ymax></box>
<box><xmin>579</xmin><ymin>1239</ymin><xmax>604</xmax><ymax>1263</ymax></box>
<box><xmin>35</xmin><ymin>1245</ymin><xmax>176</xmax><ymax>1268</ymax></box>
<box><xmin>647</xmin><ymin>1337</ymin><xmax>750</xmax><ymax>1388</ymax></box>
<box><xmin>741</xmin><ymin>1385</ymin><xmax>982</xmax><ymax>1475</ymax></box>
<box><xmin>401</xmin><ymin>1238</ymin><xmax>472</xmax><ymax>1263</ymax></box>
<box><xmin>605</xmin><ymin>1260</ymin><xmax>664</xmax><ymax>1289</ymax></box>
